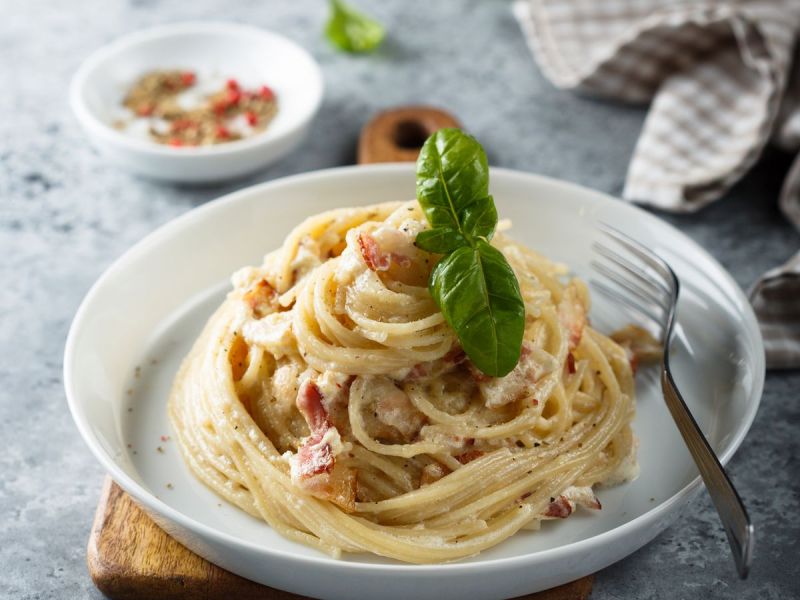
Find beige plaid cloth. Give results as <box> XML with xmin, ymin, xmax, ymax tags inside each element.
<box><xmin>514</xmin><ymin>0</ymin><xmax>800</xmax><ymax>368</ymax></box>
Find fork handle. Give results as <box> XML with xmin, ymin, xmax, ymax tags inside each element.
<box><xmin>661</xmin><ymin>369</ymin><xmax>754</xmax><ymax>579</ymax></box>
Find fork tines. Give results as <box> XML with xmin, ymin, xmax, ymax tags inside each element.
<box><xmin>589</xmin><ymin>223</ymin><xmax>679</xmax><ymax>334</ymax></box>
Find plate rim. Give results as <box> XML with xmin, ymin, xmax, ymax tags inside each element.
<box><xmin>63</xmin><ymin>163</ymin><xmax>765</xmax><ymax>572</ymax></box>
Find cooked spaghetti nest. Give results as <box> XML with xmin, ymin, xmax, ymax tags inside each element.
<box><xmin>168</xmin><ymin>200</ymin><xmax>639</xmax><ymax>563</ymax></box>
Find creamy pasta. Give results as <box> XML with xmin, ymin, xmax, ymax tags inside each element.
<box><xmin>168</xmin><ymin>200</ymin><xmax>638</xmax><ymax>563</ymax></box>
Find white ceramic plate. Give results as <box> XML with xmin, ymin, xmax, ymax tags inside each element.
<box><xmin>70</xmin><ymin>22</ymin><xmax>323</xmax><ymax>182</ymax></box>
<box><xmin>64</xmin><ymin>165</ymin><xmax>764</xmax><ymax>600</ymax></box>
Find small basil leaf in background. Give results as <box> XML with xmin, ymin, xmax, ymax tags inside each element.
<box><xmin>414</xmin><ymin>227</ymin><xmax>466</xmax><ymax>254</ymax></box>
<box><xmin>429</xmin><ymin>240</ymin><xmax>525</xmax><ymax>377</ymax></box>
<box><xmin>325</xmin><ymin>0</ymin><xmax>385</xmax><ymax>54</ymax></box>
<box><xmin>416</xmin><ymin>128</ymin><xmax>490</xmax><ymax>232</ymax></box>
<box><xmin>461</xmin><ymin>196</ymin><xmax>497</xmax><ymax>241</ymax></box>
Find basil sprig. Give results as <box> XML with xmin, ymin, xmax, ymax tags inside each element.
<box><xmin>415</xmin><ymin>129</ymin><xmax>525</xmax><ymax>377</ymax></box>
<box><xmin>325</xmin><ymin>0</ymin><xmax>385</xmax><ymax>54</ymax></box>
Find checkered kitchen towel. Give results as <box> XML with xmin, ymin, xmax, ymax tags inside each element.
<box><xmin>514</xmin><ymin>0</ymin><xmax>800</xmax><ymax>368</ymax></box>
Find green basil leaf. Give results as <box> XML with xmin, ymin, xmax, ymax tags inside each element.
<box><xmin>429</xmin><ymin>240</ymin><xmax>524</xmax><ymax>377</ymax></box>
<box><xmin>416</xmin><ymin>128</ymin><xmax>489</xmax><ymax>233</ymax></box>
<box><xmin>414</xmin><ymin>228</ymin><xmax>466</xmax><ymax>254</ymax></box>
<box><xmin>325</xmin><ymin>0</ymin><xmax>385</xmax><ymax>54</ymax></box>
<box><xmin>461</xmin><ymin>195</ymin><xmax>497</xmax><ymax>240</ymax></box>
<box><xmin>415</xmin><ymin>128</ymin><xmax>525</xmax><ymax>376</ymax></box>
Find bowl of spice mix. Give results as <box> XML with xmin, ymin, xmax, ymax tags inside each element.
<box><xmin>70</xmin><ymin>22</ymin><xmax>323</xmax><ymax>183</ymax></box>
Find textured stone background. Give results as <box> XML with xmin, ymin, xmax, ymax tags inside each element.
<box><xmin>2</xmin><ymin>1</ymin><xmax>798</xmax><ymax>599</ymax></box>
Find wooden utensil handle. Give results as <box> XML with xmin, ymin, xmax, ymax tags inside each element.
<box><xmin>357</xmin><ymin>106</ymin><xmax>461</xmax><ymax>164</ymax></box>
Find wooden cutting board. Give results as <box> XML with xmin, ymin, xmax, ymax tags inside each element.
<box><xmin>87</xmin><ymin>106</ymin><xmax>595</xmax><ymax>600</ymax></box>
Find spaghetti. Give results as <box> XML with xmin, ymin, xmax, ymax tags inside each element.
<box><xmin>168</xmin><ymin>200</ymin><xmax>638</xmax><ymax>563</ymax></box>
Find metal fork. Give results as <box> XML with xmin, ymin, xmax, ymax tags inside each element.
<box><xmin>590</xmin><ymin>223</ymin><xmax>754</xmax><ymax>579</ymax></box>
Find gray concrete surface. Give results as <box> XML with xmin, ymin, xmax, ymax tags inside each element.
<box><xmin>1</xmin><ymin>1</ymin><xmax>798</xmax><ymax>599</ymax></box>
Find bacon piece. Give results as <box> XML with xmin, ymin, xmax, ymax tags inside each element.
<box><xmin>357</xmin><ymin>232</ymin><xmax>411</xmax><ymax>272</ymax></box>
<box><xmin>242</xmin><ymin>279</ymin><xmax>277</xmax><ymax>318</ymax></box>
<box><xmin>543</xmin><ymin>487</ymin><xmax>601</xmax><ymax>519</ymax></box>
<box><xmin>296</xmin><ymin>463</ymin><xmax>357</xmax><ymax>512</ymax></box>
<box><xmin>566</xmin><ymin>486</ymin><xmax>602</xmax><ymax>510</ymax></box>
<box><xmin>315</xmin><ymin>372</ymin><xmax>354</xmax><ymax>433</ymax></box>
<box><xmin>296</xmin><ymin>380</ymin><xmax>330</xmax><ymax>434</ymax></box>
<box><xmin>472</xmin><ymin>341</ymin><xmax>543</xmax><ymax>408</ymax></box>
<box><xmin>405</xmin><ymin>363</ymin><xmax>430</xmax><ymax>380</ymax></box>
<box><xmin>456</xmin><ymin>449</ymin><xmax>484</xmax><ymax>464</ymax></box>
<box><xmin>292</xmin><ymin>381</ymin><xmax>334</xmax><ymax>478</ymax></box>
<box><xmin>566</xmin><ymin>352</ymin><xmax>576</xmax><ymax>375</ymax></box>
<box><xmin>326</xmin><ymin>466</ymin><xmax>357</xmax><ymax>512</ymax></box>
<box><xmin>558</xmin><ymin>284</ymin><xmax>587</xmax><ymax>351</ymax></box>
<box><xmin>444</xmin><ymin>346</ymin><xmax>467</xmax><ymax>364</ymax></box>
<box><xmin>291</xmin><ymin>381</ymin><xmax>357</xmax><ymax>511</ymax></box>
<box><xmin>545</xmin><ymin>495</ymin><xmax>573</xmax><ymax>518</ymax></box>
<box><xmin>358</xmin><ymin>233</ymin><xmax>390</xmax><ymax>271</ymax></box>
<box><xmin>624</xmin><ymin>345</ymin><xmax>639</xmax><ymax>375</ymax></box>
<box><xmin>468</xmin><ymin>361</ymin><xmax>491</xmax><ymax>383</ymax></box>
<box><xmin>293</xmin><ymin>435</ymin><xmax>334</xmax><ymax>478</ymax></box>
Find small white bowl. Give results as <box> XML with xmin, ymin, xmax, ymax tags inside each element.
<box><xmin>70</xmin><ymin>22</ymin><xmax>324</xmax><ymax>183</ymax></box>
